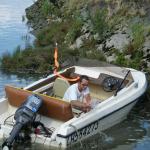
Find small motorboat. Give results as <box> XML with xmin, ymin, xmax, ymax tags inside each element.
<box><xmin>0</xmin><ymin>63</ymin><xmax>147</xmax><ymax>149</ymax></box>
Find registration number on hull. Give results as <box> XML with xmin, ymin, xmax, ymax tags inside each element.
<box><xmin>67</xmin><ymin>121</ymin><xmax>99</xmax><ymax>145</ymax></box>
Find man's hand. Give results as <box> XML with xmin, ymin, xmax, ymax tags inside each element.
<box><xmin>71</xmin><ymin>100</ymin><xmax>91</xmax><ymax>112</ymax></box>
<box><xmin>82</xmin><ymin>103</ymin><xmax>91</xmax><ymax>112</ymax></box>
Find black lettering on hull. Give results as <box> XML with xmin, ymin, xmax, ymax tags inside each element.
<box><xmin>67</xmin><ymin>121</ymin><xmax>99</xmax><ymax>145</ymax></box>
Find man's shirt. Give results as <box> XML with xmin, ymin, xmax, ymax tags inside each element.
<box><xmin>63</xmin><ymin>83</ymin><xmax>89</xmax><ymax>102</ymax></box>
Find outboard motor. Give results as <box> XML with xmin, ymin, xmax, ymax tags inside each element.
<box><xmin>2</xmin><ymin>94</ymin><xmax>43</xmax><ymax>150</ymax></box>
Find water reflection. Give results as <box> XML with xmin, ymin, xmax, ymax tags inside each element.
<box><xmin>0</xmin><ymin>70</ymin><xmax>39</xmax><ymax>97</ymax></box>
<box><xmin>66</xmin><ymin>119</ymin><xmax>146</xmax><ymax>150</ymax></box>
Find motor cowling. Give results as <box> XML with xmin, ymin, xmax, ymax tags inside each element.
<box><xmin>2</xmin><ymin>94</ymin><xmax>43</xmax><ymax>150</ymax></box>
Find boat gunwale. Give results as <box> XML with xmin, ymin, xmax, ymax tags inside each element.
<box><xmin>57</xmin><ymin>98</ymin><xmax>139</xmax><ymax>139</ymax></box>
<box><xmin>56</xmin><ymin>71</ymin><xmax>148</xmax><ymax>138</ymax></box>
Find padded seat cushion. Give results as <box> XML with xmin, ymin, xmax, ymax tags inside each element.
<box><xmin>53</xmin><ymin>77</ymin><xmax>70</xmax><ymax>98</ymax></box>
<box><xmin>5</xmin><ymin>85</ymin><xmax>73</xmax><ymax>122</ymax></box>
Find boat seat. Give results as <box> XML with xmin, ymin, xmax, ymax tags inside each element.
<box><xmin>53</xmin><ymin>77</ymin><xmax>70</xmax><ymax>98</ymax></box>
<box><xmin>5</xmin><ymin>85</ymin><xmax>73</xmax><ymax>122</ymax></box>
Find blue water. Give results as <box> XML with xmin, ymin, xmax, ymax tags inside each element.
<box><xmin>0</xmin><ymin>0</ymin><xmax>35</xmax><ymax>57</ymax></box>
<box><xmin>0</xmin><ymin>71</ymin><xmax>39</xmax><ymax>97</ymax></box>
<box><xmin>0</xmin><ymin>0</ymin><xmax>37</xmax><ymax>97</ymax></box>
<box><xmin>0</xmin><ymin>0</ymin><xmax>150</xmax><ymax>150</ymax></box>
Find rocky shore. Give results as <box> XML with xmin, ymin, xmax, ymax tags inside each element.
<box><xmin>1</xmin><ymin>0</ymin><xmax>150</xmax><ymax>76</ymax></box>
<box><xmin>25</xmin><ymin>0</ymin><xmax>150</xmax><ymax>71</ymax></box>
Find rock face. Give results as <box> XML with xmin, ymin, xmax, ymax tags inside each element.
<box><xmin>105</xmin><ymin>31</ymin><xmax>131</xmax><ymax>52</ymax></box>
<box><xmin>25</xmin><ymin>0</ymin><xmax>48</xmax><ymax>34</ymax></box>
<box><xmin>25</xmin><ymin>0</ymin><xmax>150</xmax><ymax>71</ymax></box>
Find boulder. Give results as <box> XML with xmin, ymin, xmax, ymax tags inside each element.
<box><xmin>143</xmin><ymin>36</ymin><xmax>150</xmax><ymax>57</ymax></box>
<box><xmin>105</xmin><ymin>31</ymin><xmax>131</xmax><ymax>51</ymax></box>
<box><xmin>106</xmin><ymin>53</ymin><xmax>116</xmax><ymax>63</ymax></box>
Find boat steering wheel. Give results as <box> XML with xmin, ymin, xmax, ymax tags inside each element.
<box><xmin>102</xmin><ymin>76</ymin><xmax>119</xmax><ymax>92</ymax></box>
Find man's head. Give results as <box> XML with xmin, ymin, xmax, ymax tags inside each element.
<box><xmin>78</xmin><ymin>75</ymin><xmax>89</xmax><ymax>92</ymax></box>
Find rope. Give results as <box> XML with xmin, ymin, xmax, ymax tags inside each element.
<box><xmin>53</xmin><ymin>43</ymin><xmax>80</xmax><ymax>82</ymax></box>
<box><xmin>69</xmin><ymin>124</ymin><xmax>83</xmax><ymax>148</ymax></box>
<box><xmin>53</xmin><ymin>69</ymin><xmax>80</xmax><ymax>81</ymax></box>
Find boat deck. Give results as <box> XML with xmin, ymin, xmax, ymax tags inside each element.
<box><xmin>89</xmin><ymin>83</ymin><xmax>113</xmax><ymax>101</ymax></box>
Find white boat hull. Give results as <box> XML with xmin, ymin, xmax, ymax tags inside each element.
<box><xmin>55</xmin><ymin>99</ymin><xmax>138</xmax><ymax>147</ymax></box>
<box><xmin>0</xmin><ymin>65</ymin><xmax>147</xmax><ymax>148</ymax></box>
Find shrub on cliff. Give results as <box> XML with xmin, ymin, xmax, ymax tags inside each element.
<box><xmin>1</xmin><ymin>46</ymin><xmax>54</xmax><ymax>74</ymax></box>
<box><xmin>91</xmin><ymin>9</ymin><xmax>110</xmax><ymax>42</ymax></box>
<box><xmin>35</xmin><ymin>21</ymin><xmax>68</xmax><ymax>47</ymax></box>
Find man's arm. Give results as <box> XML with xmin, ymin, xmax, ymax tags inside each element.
<box><xmin>70</xmin><ymin>100</ymin><xmax>91</xmax><ymax>112</ymax></box>
<box><xmin>84</xmin><ymin>93</ymin><xmax>91</xmax><ymax>104</ymax></box>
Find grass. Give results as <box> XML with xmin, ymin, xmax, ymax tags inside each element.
<box><xmin>115</xmin><ymin>49</ymin><xmax>143</xmax><ymax>70</ymax></box>
<box><xmin>41</xmin><ymin>0</ymin><xmax>54</xmax><ymax>16</ymax></box>
<box><xmin>114</xmin><ymin>22</ymin><xmax>145</xmax><ymax>70</ymax></box>
<box><xmin>131</xmin><ymin>23</ymin><xmax>145</xmax><ymax>51</ymax></box>
<box><xmin>65</xmin><ymin>13</ymin><xmax>84</xmax><ymax>44</ymax></box>
<box><xmin>90</xmin><ymin>9</ymin><xmax>110</xmax><ymax>42</ymax></box>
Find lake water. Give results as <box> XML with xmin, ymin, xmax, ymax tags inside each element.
<box><xmin>0</xmin><ymin>0</ymin><xmax>150</xmax><ymax>150</ymax></box>
<box><xmin>0</xmin><ymin>0</ymin><xmax>37</xmax><ymax>94</ymax></box>
<box><xmin>0</xmin><ymin>0</ymin><xmax>35</xmax><ymax>56</ymax></box>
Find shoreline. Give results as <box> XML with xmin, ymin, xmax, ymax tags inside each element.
<box><xmin>1</xmin><ymin>0</ymin><xmax>150</xmax><ymax>75</ymax></box>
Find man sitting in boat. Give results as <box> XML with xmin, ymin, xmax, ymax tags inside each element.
<box><xmin>63</xmin><ymin>75</ymin><xmax>92</xmax><ymax>112</ymax></box>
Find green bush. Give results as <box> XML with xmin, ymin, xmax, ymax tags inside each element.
<box><xmin>90</xmin><ymin>9</ymin><xmax>109</xmax><ymax>42</ymax></box>
<box><xmin>41</xmin><ymin>0</ymin><xmax>54</xmax><ymax>16</ymax></box>
<box><xmin>35</xmin><ymin>22</ymin><xmax>68</xmax><ymax>47</ymax></box>
<box><xmin>115</xmin><ymin>52</ymin><xmax>127</xmax><ymax>66</ymax></box>
<box><xmin>128</xmin><ymin>50</ymin><xmax>143</xmax><ymax>69</ymax></box>
<box><xmin>115</xmin><ymin>49</ymin><xmax>143</xmax><ymax>70</ymax></box>
<box><xmin>0</xmin><ymin>46</ymin><xmax>54</xmax><ymax>74</ymax></box>
<box><xmin>131</xmin><ymin>23</ymin><xmax>145</xmax><ymax>50</ymax></box>
<box><xmin>41</xmin><ymin>0</ymin><xmax>62</xmax><ymax>17</ymax></box>
<box><xmin>86</xmin><ymin>50</ymin><xmax>106</xmax><ymax>61</ymax></box>
<box><xmin>65</xmin><ymin>14</ymin><xmax>83</xmax><ymax>44</ymax></box>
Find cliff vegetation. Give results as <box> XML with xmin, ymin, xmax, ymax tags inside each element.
<box><xmin>1</xmin><ymin>0</ymin><xmax>150</xmax><ymax>74</ymax></box>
